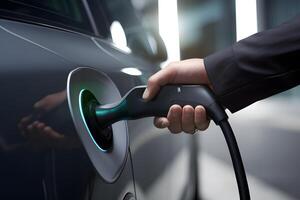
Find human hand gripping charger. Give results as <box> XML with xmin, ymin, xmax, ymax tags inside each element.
<box><xmin>67</xmin><ymin>67</ymin><xmax>250</xmax><ymax>200</ymax></box>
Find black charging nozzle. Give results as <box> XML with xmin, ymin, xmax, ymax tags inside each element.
<box><xmin>80</xmin><ymin>85</ymin><xmax>250</xmax><ymax>200</ymax></box>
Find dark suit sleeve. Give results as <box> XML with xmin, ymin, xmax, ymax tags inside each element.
<box><xmin>204</xmin><ymin>16</ymin><xmax>300</xmax><ymax>113</ymax></box>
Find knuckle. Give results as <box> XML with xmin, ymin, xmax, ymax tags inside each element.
<box><xmin>168</xmin><ymin>127</ymin><xmax>181</xmax><ymax>134</ymax></box>
<box><xmin>153</xmin><ymin>117</ymin><xmax>161</xmax><ymax>125</ymax></box>
<box><xmin>186</xmin><ymin>129</ymin><xmax>196</xmax><ymax>134</ymax></box>
<box><xmin>183</xmin><ymin>126</ymin><xmax>194</xmax><ymax>134</ymax></box>
<box><xmin>197</xmin><ymin>122</ymin><xmax>209</xmax><ymax>131</ymax></box>
<box><xmin>183</xmin><ymin>105</ymin><xmax>194</xmax><ymax>114</ymax></box>
<box><xmin>43</xmin><ymin>126</ymin><xmax>51</xmax><ymax>132</ymax></box>
<box><xmin>173</xmin><ymin>130</ymin><xmax>181</xmax><ymax>134</ymax></box>
<box><xmin>184</xmin><ymin>105</ymin><xmax>193</xmax><ymax>109</ymax></box>
<box><xmin>196</xmin><ymin>105</ymin><xmax>205</xmax><ymax>111</ymax></box>
<box><xmin>147</xmin><ymin>77</ymin><xmax>156</xmax><ymax>86</ymax></box>
<box><xmin>172</xmin><ymin>104</ymin><xmax>182</xmax><ymax>111</ymax></box>
<box><xmin>155</xmin><ymin>121</ymin><xmax>164</xmax><ymax>129</ymax></box>
<box><xmin>198</xmin><ymin>106</ymin><xmax>205</xmax><ymax>114</ymax></box>
<box><xmin>154</xmin><ymin>121</ymin><xmax>161</xmax><ymax>128</ymax></box>
<box><xmin>197</xmin><ymin>127</ymin><xmax>206</xmax><ymax>131</ymax></box>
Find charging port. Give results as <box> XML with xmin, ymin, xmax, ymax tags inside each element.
<box><xmin>79</xmin><ymin>89</ymin><xmax>113</xmax><ymax>152</ymax></box>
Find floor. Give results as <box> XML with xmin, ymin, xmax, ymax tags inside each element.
<box><xmin>198</xmin><ymin>99</ymin><xmax>300</xmax><ymax>200</ymax></box>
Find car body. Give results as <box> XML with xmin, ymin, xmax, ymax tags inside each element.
<box><xmin>0</xmin><ymin>1</ymin><xmax>197</xmax><ymax>199</ymax></box>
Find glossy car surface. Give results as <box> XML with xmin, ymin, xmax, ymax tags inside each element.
<box><xmin>0</xmin><ymin>1</ymin><xmax>197</xmax><ymax>199</ymax></box>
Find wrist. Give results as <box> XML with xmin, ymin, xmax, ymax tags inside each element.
<box><xmin>199</xmin><ymin>59</ymin><xmax>212</xmax><ymax>87</ymax></box>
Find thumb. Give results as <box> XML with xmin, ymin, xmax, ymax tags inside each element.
<box><xmin>143</xmin><ymin>68</ymin><xmax>176</xmax><ymax>101</ymax></box>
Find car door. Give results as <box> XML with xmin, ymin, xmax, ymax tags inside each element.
<box><xmin>0</xmin><ymin>1</ymin><xmax>136</xmax><ymax>200</ymax></box>
<box><xmin>0</xmin><ymin>0</ymin><xmax>197</xmax><ymax>199</ymax></box>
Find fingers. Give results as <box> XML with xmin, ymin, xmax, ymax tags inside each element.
<box><xmin>143</xmin><ymin>59</ymin><xmax>213</xmax><ymax>101</ymax></box>
<box><xmin>29</xmin><ymin>122</ymin><xmax>64</xmax><ymax>139</ymax></box>
<box><xmin>18</xmin><ymin>115</ymin><xmax>32</xmax><ymax>135</ymax></box>
<box><xmin>143</xmin><ymin>67</ymin><xmax>176</xmax><ymax>101</ymax></box>
<box><xmin>167</xmin><ymin>105</ymin><xmax>182</xmax><ymax>134</ymax></box>
<box><xmin>182</xmin><ymin>105</ymin><xmax>195</xmax><ymax>134</ymax></box>
<box><xmin>43</xmin><ymin>126</ymin><xmax>64</xmax><ymax>139</ymax></box>
<box><xmin>154</xmin><ymin>117</ymin><xmax>169</xmax><ymax>128</ymax></box>
<box><xmin>153</xmin><ymin>105</ymin><xmax>210</xmax><ymax>134</ymax></box>
<box><xmin>36</xmin><ymin>122</ymin><xmax>46</xmax><ymax>130</ymax></box>
<box><xmin>33</xmin><ymin>90</ymin><xmax>67</xmax><ymax>112</ymax></box>
<box><xmin>195</xmin><ymin>105</ymin><xmax>210</xmax><ymax>131</ymax></box>
<box><xmin>25</xmin><ymin>121</ymin><xmax>43</xmax><ymax>139</ymax></box>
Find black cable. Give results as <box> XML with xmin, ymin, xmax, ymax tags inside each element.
<box><xmin>81</xmin><ymin>83</ymin><xmax>250</xmax><ymax>199</ymax></box>
<box><xmin>219</xmin><ymin>119</ymin><xmax>250</xmax><ymax>200</ymax></box>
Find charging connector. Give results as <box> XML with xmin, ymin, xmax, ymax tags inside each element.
<box><xmin>91</xmin><ymin>85</ymin><xmax>250</xmax><ymax>200</ymax></box>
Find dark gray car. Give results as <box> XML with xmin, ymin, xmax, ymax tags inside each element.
<box><xmin>0</xmin><ymin>1</ymin><xmax>197</xmax><ymax>199</ymax></box>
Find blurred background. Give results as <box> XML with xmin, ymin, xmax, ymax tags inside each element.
<box><xmin>131</xmin><ymin>0</ymin><xmax>300</xmax><ymax>199</ymax></box>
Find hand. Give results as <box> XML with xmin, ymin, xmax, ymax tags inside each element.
<box><xmin>18</xmin><ymin>117</ymin><xmax>65</xmax><ymax>150</ymax></box>
<box><xmin>143</xmin><ymin>59</ymin><xmax>211</xmax><ymax>134</ymax></box>
<box><xmin>18</xmin><ymin>90</ymin><xmax>80</xmax><ymax>150</ymax></box>
<box><xmin>33</xmin><ymin>90</ymin><xmax>66</xmax><ymax>114</ymax></box>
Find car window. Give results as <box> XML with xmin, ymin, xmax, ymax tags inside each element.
<box><xmin>0</xmin><ymin>0</ymin><xmax>94</xmax><ymax>34</ymax></box>
<box><xmin>92</xmin><ymin>0</ymin><xmax>155</xmax><ymax>57</ymax></box>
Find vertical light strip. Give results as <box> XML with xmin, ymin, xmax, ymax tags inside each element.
<box><xmin>158</xmin><ymin>0</ymin><xmax>180</xmax><ymax>66</ymax></box>
<box><xmin>235</xmin><ymin>0</ymin><xmax>258</xmax><ymax>41</ymax></box>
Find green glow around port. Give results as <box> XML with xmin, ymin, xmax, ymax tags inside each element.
<box><xmin>79</xmin><ymin>89</ymin><xmax>107</xmax><ymax>152</ymax></box>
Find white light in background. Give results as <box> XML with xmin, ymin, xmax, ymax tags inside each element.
<box><xmin>121</xmin><ymin>67</ymin><xmax>142</xmax><ymax>76</ymax></box>
<box><xmin>158</xmin><ymin>0</ymin><xmax>180</xmax><ymax>67</ymax></box>
<box><xmin>110</xmin><ymin>21</ymin><xmax>131</xmax><ymax>53</ymax></box>
<box><xmin>235</xmin><ymin>0</ymin><xmax>258</xmax><ymax>41</ymax></box>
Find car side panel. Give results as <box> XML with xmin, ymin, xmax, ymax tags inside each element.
<box><xmin>0</xmin><ymin>19</ymin><xmax>135</xmax><ymax>200</ymax></box>
<box><xmin>0</xmin><ymin>19</ymin><xmax>196</xmax><ymax>200</ymax></box>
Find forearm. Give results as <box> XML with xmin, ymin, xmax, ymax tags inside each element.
<box><xmin>204</xmin><ymin>16</ymin><xmax>300</xmax><ymax>112</ymax></box>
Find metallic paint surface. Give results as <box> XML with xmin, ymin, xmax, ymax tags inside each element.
<box><xmin>0</xmin><ymin>17</ymin><xmax>195</xmax><ymax>200</ymax></box>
